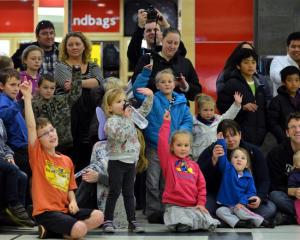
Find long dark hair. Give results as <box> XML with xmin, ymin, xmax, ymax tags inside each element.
<box><xmin>222</xmin><ymin>42</ymin><xmax>255</xmax><ymax>82</ymax></box>
<box><xmin>223</xmin><ymin>42</ymin><xmax>254</xmax><ymax>71</ymax></box>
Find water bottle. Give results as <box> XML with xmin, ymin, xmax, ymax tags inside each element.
<box><xmin>74</xmin><ymin>163</ymin><xmax>100</xmax><ymax>179</ymax></box>
<box><xmin>123</xmin><ymin>101</ymin><xmax>148</xmax><ymax>129</ymax></box>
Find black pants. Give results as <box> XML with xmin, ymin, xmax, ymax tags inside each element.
<box><xmin>72</xmin><ymin>142</ymin><xmax>93</xmax><ymax>173</ymax></box>
<box><xmin>134</xmin><ymin>171</ymin><xmax>146</xmax><ymax>210</ymax></box>
<box><xmin>35</xmin><ymin>209</ymin><xmax>93</xmax><ymax>236</ymax></box>
<box><xmin>104</xmin><ymin>160</ymin><xmax>136</xmax><ymax>222</ymax></box>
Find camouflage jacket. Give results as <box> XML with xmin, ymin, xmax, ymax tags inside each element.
<box><xmin>32</xmin><ymin>71</ymin><xmax>82</xmax><ymax>147</ymax></box>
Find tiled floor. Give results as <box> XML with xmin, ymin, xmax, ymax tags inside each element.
<box><xmin>1</xmin><ymin>225</ymin><xmax>300</xmax><ymax>240</ymax></box>
<box><xmin>0</xmin><ymin>210</ymin><xmax>300</xmax><ymax>240</ymax></box>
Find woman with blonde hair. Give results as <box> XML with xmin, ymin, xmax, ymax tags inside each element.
<box><xmin>54</xmin><ymin>31</ymin><xmax>104</xmax><ymax>172</ymax></box>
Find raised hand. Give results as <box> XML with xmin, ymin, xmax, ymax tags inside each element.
<box><xmin>211</xmin><ymin>144</ymin><xmax>224</xmax><ymax>165</ymax></box>
<box><xmin>137</xmin><ymin>9</ymin><xmax>147</xmax><ymax>28</ymax></box>
<box><xmin>19</xmin><ymin>79</ymin><xmax>32</xmax><ymax>98</ymax></box>
<box><xmin>156</xmin><ymin>9</ymin><xmax>170</xmax><ymax>28</ymax></box>
<box><xmin>136</xmin><ymin>87</ymin><xmax>153</xmax><ymax>96</ymax></box>
<box><xmin>233</xmin><ymin>91</ymin><xmax>243</xmax><ymax>105</ymax></box>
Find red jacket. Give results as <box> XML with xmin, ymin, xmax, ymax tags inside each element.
<box><xmin>158</xmin><ymin>119</ymin><xmax>207</xmax><ymax>207</ymax></box>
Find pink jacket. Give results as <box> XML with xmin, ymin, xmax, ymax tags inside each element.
<box><xmin>158</xmin><ymin>119</ymin><xmax>207</xmax><ymax>207</ymax></box>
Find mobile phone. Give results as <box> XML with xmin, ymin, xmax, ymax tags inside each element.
<box><xmin>248</xmin><ymin>198</ymin><xmax>256</xmax><ymax>204</ymax></box>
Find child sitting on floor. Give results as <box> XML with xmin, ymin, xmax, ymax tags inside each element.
<box><xmin>158</xmin><ymin>111</ymin><xmax>220</xmax><ymax>232</ymax></box>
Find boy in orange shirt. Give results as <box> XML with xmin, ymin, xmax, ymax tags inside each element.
<box><xmin>20</xmin><ymin>80</ymin><xmax>103</xmax><ymax>239</ymax></box>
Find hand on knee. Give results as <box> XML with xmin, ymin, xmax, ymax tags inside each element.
<box><xmin>70</xmin><ymin>221</ymin><xmax>87</xmax><ymax>239</ymax></box>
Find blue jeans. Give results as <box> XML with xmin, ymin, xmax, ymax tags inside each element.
<box><xmin>251</xmin><ymin>199</ymin><xmax>277</xmax><ymax>220</ymax></box>
<box><xmin>269</xmin><ymin>190</ymin><xmax>296</xmax><ymax>216</ymax></box>
<box><xmin>206</xmin><ymin>192</ymin><xmax>277</xmax><ymax>221</ymax></box>
<box><xmin>0</xmin><ymin>160</ymin><xmax>28</xmax><ymax>206</ymax></box>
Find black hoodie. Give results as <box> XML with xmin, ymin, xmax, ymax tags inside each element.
<box><xmin>217</xmin><ymin>69</ymin><xmax>267</xmax><ymax>146</ymax></box>
<box><xmin>268</xmin><ymin>86</ymin><xmax>300</xmax><ymax>143</ymax></box>
<box><xmin>131</xmin><ymin>51</ymin><xmax>201</xmax><ymax>101</ymax></box>
<box><xmin>267</xmin><ymin>139</ymin><xmax>294</xmax><ymax>193</ymax></box>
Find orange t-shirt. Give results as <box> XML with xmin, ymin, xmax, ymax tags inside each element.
<box><xmin>29</xmin><ymin>139</ymin><xmax>77</xmax><ymax>216</ymax></box>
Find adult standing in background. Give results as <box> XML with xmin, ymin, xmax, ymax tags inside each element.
<box><xmin>12</xmin><ymin>20</ymin><xmax>59</xmax><ymax>75</ymax></box>
<box><xmin>127</xmin><ymin>8</ymin><xmax>186</xmax><ymax>70</ymax></box>
<box><xmin>54</xmin><ymin>31</ymin><xmax>104</xmax><ymax>172</ymax></box>
<box><xmin>131</xmin><ymin>27</ymin><xmax>201</xmax><ymax>101</ymax></box>
<box><xmin>270</xmin><ymin>32</ymin><xmax>300</xmax><ymax>96</ymax></box>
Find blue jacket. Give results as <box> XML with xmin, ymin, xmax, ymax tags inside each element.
<box><xmin>216</xmin><ymin>139</ymin><xmax>256</xmax><ymax>206</ymax></box>
<box><xmin>133</xmin><ymin>68</ymin><xmax>192</xmax><ymax>148</ymax></box>
<box><xmin>0</xmin><ymin>93</ymin><xmax>27</xmax><ymax>149</ymax></box>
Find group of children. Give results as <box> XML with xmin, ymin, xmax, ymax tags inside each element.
<box><xmin>1</xmin><ymin>40</ymin><xmax>300</xmax><ymax>238</ymax></box>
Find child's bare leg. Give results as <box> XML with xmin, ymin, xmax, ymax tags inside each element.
<box><xmin>63</xmin><ymin>210</ymin><xmax>103</xmax><ymax>239</ymax></box>
<box><xmin>63</xmin><ymin>221</ymin><xmax>87</xmax><ymax>239</ymax></box>
<box><xmin>83</xmin><ymin>210</ymin><xmax>104</xmax><ymax>230</ymax></box>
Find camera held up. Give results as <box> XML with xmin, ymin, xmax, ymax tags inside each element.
<box><xmin>145</xmin><ymin>5</ymin><xmax>162</xmax><ymax>21</ymax></box>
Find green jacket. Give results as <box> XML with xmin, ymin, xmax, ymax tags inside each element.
<box><xmin>32</xmin><ymin>71</ymin><xmax>82</xmax><ymax>147</ymax></box>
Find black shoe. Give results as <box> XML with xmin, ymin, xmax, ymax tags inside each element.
<box><xmin>147</xmin><ymin>212</ymin><xmax>164</xmax><ymax>224</ymax></box>
<box><xmin>175</xmin><ymin>223</ymin><xmax>191</xmax><ymax>232</ymax></box>
<box><xmin>261</xmin><ymin>219</ymin><xmax>275</xmax><ymax>228</ymax></box>
<box><xmin>5</xmin><ymin>204</ymin><xmax>35</xmax><ymax>227</ymax></box>
<box><xmin>274</xmin><ymin>212</ymin><xmax>296</xmax><ymax>226</ymax></box>
<box><xmin>26</xmin><ymin>205</ymin><xmax>33</xmax><ymax>218</ymax></box>
<box><xmin>217</xmin><ymin>219</ymin><xmax>231</xmax><ymax>228</ymax></box>
<box><xmin>235</xmin><ymin>220</ymin><xmax>255</xmax><ymax>228</ymax></box>
<box><xmin>38</xmin><ymin>225</ymin><xmax>48</xmax><ymax>239</ymax></box>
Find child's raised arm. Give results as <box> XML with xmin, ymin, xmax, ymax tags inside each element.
<box><xmin>233</xmin><ymin>91</ymin><xmax>243</xmax><ymax>106</ymax></box>
<box><xmin>158</xmin><ymin>111</ymin><xmax>171</xmax><ymax>170</ymax></box>
<box><xmin>211</xmin><ymin>132</ymin><xmax>225</xmax><ymax>166</ymax></box>
<box><xmin>132</xmin><ymin>65</ymin><xmax>152</xmax><ymax>102</ymax></box>
<box><xmin>220</xmin><ymin>92</ymin><xmax>242</xmax><ymax>121</ymax></box>
<box><xmin>20</xmin><ymin>81</ymin><xmax>37</xmax><ymax>145</ymax></box>
<box><xmin>213</xmin><ymin>134</ymin><xmax>229</xmax><ymax>172</ymax></box>
<box><xmin>135</xmin><ymin>87</ymin><xmax>153</xmax><ymax>117</ymax></box>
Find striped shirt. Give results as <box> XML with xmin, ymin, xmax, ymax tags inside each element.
<box><xmin>54</xmin><ymin>61</ymin><xmax>104</xmax><ymax>94</ymax></box>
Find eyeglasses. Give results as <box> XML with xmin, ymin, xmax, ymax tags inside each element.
<box><xmin>38</xmin><ymin>128</ymin><xmax>56</xmax><ymax>138</ymax></box>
